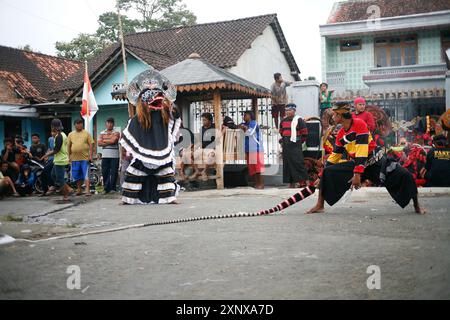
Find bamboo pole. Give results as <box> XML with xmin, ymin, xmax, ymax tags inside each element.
<box><xmin>116</xmin><ymin>0</ymin><xmax>133</xmax><ymax>118</ymax></box>
<box><xmin>85</xmin><ymin>61</ymin><xmax>90</xmax><ymax>134</ymax></box>
<box><xmin>213</xmin><ymin>90</ymin><xmax>224</xmax><ymax>189</ymax></box>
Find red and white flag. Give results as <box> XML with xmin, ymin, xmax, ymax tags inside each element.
<box><xmin>81</xmin><ymin>63</ymin><xmax>98</xmax><ymax>132</ymax></box>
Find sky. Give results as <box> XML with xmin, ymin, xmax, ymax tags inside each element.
<box><xmin>0</xmin><ymin>0</ymin><xmax>338</xmax><ymax>81</ymax></box>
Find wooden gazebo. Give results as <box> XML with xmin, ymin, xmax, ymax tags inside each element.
<box><xmin>160</xmin><ymin>53</ymin><xmax>271</xmax><ymax>189</ymax></box>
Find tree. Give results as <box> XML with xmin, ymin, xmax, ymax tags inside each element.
<box><xmin>55</xmin><ymin>34</ymin><xmax>106</xmax><ymax>61</ymax></box>
<box><xmin>118</xmin><ymin>0</ymin><xmax>196</xmax><ymax>31</ymax></box>
<box><xmin>17</xmin><ymin>44</ymin><xmax>39</xmax><ymax>53</ymax></box>
<box><xmin>96</xmin><ymin>12</ymin><xmax>140</xmax><ymax>43</ymax></box>
<box><xmin>55</xmin><ymin>0</ymin><xmax>196</xmax><ymax>60</ymax></box>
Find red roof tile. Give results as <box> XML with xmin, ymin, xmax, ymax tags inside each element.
<box><xmin>0</xmin><ymin>45</ymin><xmax>83</xmax><ymax>103</ymax></box>
<box><xmin>328</xmin><ymin>0</ymin><xmax>450</xmax><ymax>24</ymax></box>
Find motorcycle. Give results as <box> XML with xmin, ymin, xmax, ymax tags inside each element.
<box><xmin>23</xmin><ymin>154</ymin><xmax>45</xmax><ymax>194</ymax></box>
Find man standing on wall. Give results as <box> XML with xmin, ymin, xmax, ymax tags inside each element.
<box><xmin>68</xmin><ymin>119</ymin><xmax>94</xmax><ymax>197</ymax></box>
<box><xmin>270</xmin><ymin>73</ymin><xmax>292</xmax><ymax>129</ymax></box>
<box><xmin>98</xmin><ymin>118</ymin><xmax>120</xmax><ymax>194</ymax></box>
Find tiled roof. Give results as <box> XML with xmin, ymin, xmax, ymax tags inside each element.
<box><xmin>57</xmin><ymin>14</ymin><xmax>300</xmax><ymax>102</ymax></box>
<box><xmin>160</xmin><ymin>56</ymin><xmax>271</xmax><ymax>97</ymax></box>
<box><xmin>327</xmin><ymin>0</ymin><xmax>450</xmax><ymax>24</ymax></box>
<box><xmin>0</xmin><ymin>45</ymin><xmax>82</xmax><ymax>103</ymax></box>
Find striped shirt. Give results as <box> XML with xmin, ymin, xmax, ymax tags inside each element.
<box><xmin>327</xmin><ymin>118</ymin><xmax>377</xmax><ymax>174</ymax></box>
<box><xmin>279</xmin><ymin>116</ymin><xmax>308</xmax><ymax>144</ymax></box>
<box><xmin>100</xmin><ymin>129</ymin><xmax>120</xmax><ymax>158</ymax></box>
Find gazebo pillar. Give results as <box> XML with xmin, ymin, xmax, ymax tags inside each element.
<box><xmin>213</xmin><ymin>90</ymin><xmax>224</xmax><ymax>189</ymax></box>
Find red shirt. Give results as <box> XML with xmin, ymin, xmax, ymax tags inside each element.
<box><xmin>327</xmin><ymin>118</ymin><xmax>377</xmax><ymax>174</ymax></box>
<box><xmin>352</xmin><ymin>111</ymin><xmax>376</xmax><ymax>132</ymax></box>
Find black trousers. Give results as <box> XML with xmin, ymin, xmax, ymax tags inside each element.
<box><xmin>102</xmin><ymin>158</ymin><xmax>119</xmax><ymax>192</ymax></box>
<box><xmin>282</xmin><ymin>141</ymin><xmax>308</xmax><ymax>184</ymax></box>
<box><xmin>321</xmin><ymin>160</ymin><xmax>417</xmax><ymax>208</ymax></box>
<box><xmin>41</xmin><ymin>160</ymin><xmax>54</xmax><ymax>192</ymax></box>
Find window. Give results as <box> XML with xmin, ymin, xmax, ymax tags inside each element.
<box><xmin>340</xmin><ymin>39</ymin><xmax>362</xmax><ymax>51</ymax></box>
<box><xmin>374</xmin><ymin>35</ymin><xmax>418</xmax><ymax>67</ymax></box>
<box><xmin>376</xmin><ymin>47</ymin><xmax>387</xmax><ymax>67</ymax></box>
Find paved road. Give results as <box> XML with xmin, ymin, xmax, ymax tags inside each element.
<box><xmin>0</xmin><ymin>188</ymin><xmax>449</xmax><ymax>299</ymax></box>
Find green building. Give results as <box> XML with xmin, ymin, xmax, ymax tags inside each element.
<box><xmin>320</xmin><ymin>0</ymin><xmax>450</xmax><ymax>120</ymax></box>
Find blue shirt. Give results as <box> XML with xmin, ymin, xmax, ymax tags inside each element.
<box><xmin>243</xmin><ymin>120</ymin><xmax>264</xmax><ymax>153</ymax></box>
<box><xmin>48</xmin><ymin>137</ymin><xmax>55</xmax><ymax>161</ymax></box>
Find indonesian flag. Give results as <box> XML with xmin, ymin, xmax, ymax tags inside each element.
<box><xmin>81</xmin><ymin>63</ymin><xmax>98</xmax><ymax>132</ymax></box>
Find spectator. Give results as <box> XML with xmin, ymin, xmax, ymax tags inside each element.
<box><xmin>14</xmin><ymin>137</ymin><xmax>31</xmax><ymax>167</ymax></box>
<box><xmin>1</xmin><ymin>138</ymin><xmax>20</xmax><ymax>173</ymax></box>
<box><xmin>39</xmin><ymin>134</ymin><xmax>56</xmax><ymax>196</ymax></box>
<box><xmin>41</xmin><ymin>119</ymin><xmax>71</xmax><ymax>202</ymax></box>
<box><xmin>193</xmin><ymin>113</ymin><xmax>216</xmax><ymax>181</ymax></box>
<box><xmin>422</xmin><ymin>135</ymin><xmax>450</xmax><ymax>187</ymax></box>
<box><xmin>239</xmin><ymin>111</ymin><xmax>265</xmax><ymax>189</ymax></box>
<box><xmin>0</xmin><ymin>160</ymin><xmax>20</xmax><ymax>198</ymax></box>
<box><xmin>319</xmin><ymin>83</ymin><xmax>333</xmax><ymax>118</ymax></box>
<box><xmin>352</xmin><ymin>97</ymin><xmax>376</xmax><ymax>133</ymax></box>
<box><xmin>67</xmin><ymin>119</ymin><xmax>94</xmax><ymax>196</ymax></box>
<box><xmin>15</xmin><ymin>164</ymin><xmax>35</xmax><ymax>197</ymax></box>
<box><xmin>279</xmin><ymin>103</ymin><xmax>309</xmax><ymax>188</ymax></box>
<box><xmin>0</xmin><ymin>152</ymin><xmax>18</xmax><ymax>182</ymax></box>
<box><xmin>98</xmin><ymin>118</ymin><xmax>120</xmax><ymax>194</ymax></box>
<box><xmin>271</xmin><ymin>73</ymin><xmax>292</xmax><ymax>129</ymax></box>
<box><xmin>30</xmin><ymin>133</ymin><xmax>47</xmax><ymax>161</ymax></box>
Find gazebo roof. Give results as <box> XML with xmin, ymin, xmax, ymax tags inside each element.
<box><xmin>160</xmin><ymin>54</ymin><xmax>271</xmax><ymax>99</ymax></box>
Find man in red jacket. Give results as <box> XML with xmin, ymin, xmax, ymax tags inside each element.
<box><xmin>352</xmin><ymin>97</ymin><xmax>376</xmax><ymax>133</ymax></box>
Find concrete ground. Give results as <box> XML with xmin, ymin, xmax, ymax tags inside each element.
<box><xmin>0</xmin><ymin>188</ymin><xmax>449</xmax><ymax>300</ymax></box>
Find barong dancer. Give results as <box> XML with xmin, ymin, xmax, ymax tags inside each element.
<box><xmin>307</xmin><ymin>102</ymin><xmax>425</xmax><ymax>215</ymax></box>
<box><xmin>120</xmin><ymin>69</ymin><xmax>181</xmax><ymax>205</ymax></box>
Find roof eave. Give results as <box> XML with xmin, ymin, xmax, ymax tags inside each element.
<box><xmin>320</xmin><ymin>10</ymin><xmax>450</xmax><ymax>37</ymax></box>
<box><xmin>269</xmin><ymin>17</ymin><xmax>301</xmax><ymax>80</ymax></box>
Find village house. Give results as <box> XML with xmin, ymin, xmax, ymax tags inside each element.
<box><xmin>320</xmin><ymin>0</ymin><xmax>450</xmax><ymax>121</ymax></box>
<box><xmin>0</xmin><ymin>46</ymin><xmax>82</xmax><ymax>149</ymax></box>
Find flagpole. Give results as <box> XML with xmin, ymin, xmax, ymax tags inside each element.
<box><xmin>85</xmin><ymin>61</ymin><xmax>90</xmax><ymax>135</ymax></box>
<box><xmin>116</xmin><ymin>1</ymin><xmax>133</xmax><ymax>118</ymax></box>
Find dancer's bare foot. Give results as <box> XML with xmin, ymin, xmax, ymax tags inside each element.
<box><xmin>415</xmin><ymin>205</ymin><xmax>427</xmax><ymax>215</ymax></box>
<box><xmin>306</xmin><ymin>205</ymin><xmax>325</xmax><ymax>214</ymax></box>
<box><xmin>169</xmin><ymin>199</ymin><xmax>180</xmax><ymax>205</ymax></box>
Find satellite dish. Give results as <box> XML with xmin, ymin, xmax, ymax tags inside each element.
<box><xmin>0</xmin><ymin>234</ymin><xmax>16</xmax><ymax>246</ymax></box>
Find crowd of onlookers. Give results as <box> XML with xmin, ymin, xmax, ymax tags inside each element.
<box><xmin>1</xmin><ymin>134</ymin><xmax>49</xmax><ymax>198</ymax></box>
<box><xmin>0</xmin><ymin>117</ymin><xmax>121</xmax><ymax>201</ymax></box>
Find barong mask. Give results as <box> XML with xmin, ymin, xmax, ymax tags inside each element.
<box><xmin>127</xmin><ymin>69</ymin><xmax>177</xmax><ymax>111</ymax></box>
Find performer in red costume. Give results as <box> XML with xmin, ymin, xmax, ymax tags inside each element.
<box><xmin>307</xmin><ymin>102</ymin><xmax>426</xmax><ymax>215</ymax></box>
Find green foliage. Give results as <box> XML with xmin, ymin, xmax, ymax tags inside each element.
<box><xmin>55</xmin><ymin>0</ymin><xmax>197</xmax><ymax>61</ymax></box>
<box><xmin>97</xmin><ymin>12</ymin><xmax>140</xmax><ymax>43</ymax></box>
<box><xmin>55</xmin><ymin>34</ymin><xmax>106</xmax><ymax>61</ymax></box>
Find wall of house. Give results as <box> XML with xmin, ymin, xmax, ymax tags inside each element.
<box><xmin>228</xmin><ymin>26</ymin><xmax>295</xmax><ymax>89</ymax></box>
<box><xmin>323</xmin><ymin>29</ymin><xmax>444</xmax><ymax>91</ymax></box>
<box><xmin>0</xmin><ymin>117</ymin><xmax>45</xmax><ymax>150</ymax></box>
<box><xmin>94</xmin><ymin>56</ymin><xmax>150</xmax><ymax>106</ymax></box>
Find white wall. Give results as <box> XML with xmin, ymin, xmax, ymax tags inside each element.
<box><xmin>227</xmin><ymin>26</ymin><xmax>295</xmax><ymax>89</ymax></box>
